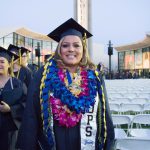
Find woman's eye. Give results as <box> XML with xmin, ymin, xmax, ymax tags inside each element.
<box><xmin>61</xmin><ymin>44</ymin><xmax>69</xmax><ymax>48</ymax></box>
<box><xmin>74</xmin><ymin>44</ymin><xmax>80</xmax><ymax>48</ymax></box>
<box><xmin>61</xmin><ymin>44</ymin><xmax>81</xmax><ymax>48</ymax></box>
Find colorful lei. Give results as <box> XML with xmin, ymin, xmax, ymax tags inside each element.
<box><xmin>50</xmin><ymin>96</ymin><xmax>82</xmax><ymax>127</ymax></box>
<box><xmin>44</xmin><ymin>59</ymin><xmax>97</xmax><ymax>114</ymax></box>
<box><xmin>49</xmin><ymin>66</ymin><xmax>93</xmax><ymax>127</ymax></box>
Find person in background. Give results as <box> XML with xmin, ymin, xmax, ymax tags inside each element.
<box><xmin>20</xmin><ymin>46</ymin><xmax>38</xmax><ymax>75</ymax></box>
<box><xmin>20</xmin><ymin>47</ymin><xmax>31</xmax><ymax>68</ymax></box>
<box><xmin>28</xmin><ymin>63</ymin><xmax>39</xmax><ymax>76</ymax></box>
<box><xmin>0</xmin><ymin>46</ymin><xmax>26</xmax><ymax>150</ymax></box>
<box><xmin>97</xmin><ymin>62</ymin><xmax>101</xmax><ymax>72</ymax></box>
<box><xmin>17</xmin><ymin>18</ymin><xmax>115</xmax><ymax>150</ymax></box>
<box><xmin>44</xmin><ymin>54</ymin><xmax>52</xmax><ymax>64</ymax></box>
<box><xmin>8</xmin><ymin>44</ymin><xmax>32</xmax><ymax>88</ymax></box>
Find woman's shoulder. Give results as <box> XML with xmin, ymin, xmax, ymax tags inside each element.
<box><xmin>20</xmin><ymin>66</ymin><xmax>32</xmax><ymax>74</ymax></box>
<box><xmin>11</xmin><ymin>77</ymin><xmax>22</xmax><ymax>85</ymax></box>
<box><xmin>88</xmin><ymin>68</ymin><xmax>101</xmax><ymax>77</ymax></box>
<box><xmin>10</xmin><ymin>77</ymin><xmax>26</xmax><ymax>92</ymax></box>
<box><xmin>2</xmin><ymin>77</ymin><xmax>25</xmax><ymax>104</ymax></box>
<box><xmin>91</xmin><ymin>69</ymin><xmax>105</xmax><ymax>85</ymax></box>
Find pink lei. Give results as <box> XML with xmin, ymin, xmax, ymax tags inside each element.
<box><xmin>49</xmin><ymin>68</ymin><xmax>88</xmax><ymax>127</ymax></box>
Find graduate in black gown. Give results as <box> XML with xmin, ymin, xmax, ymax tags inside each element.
<box><xmin>27</xmin><ymin>63</ymin><xmax>39</xmax><ymax>76</ymax></box>
<box><xmin>44</xmin><ymin>54</ymin><xmax>52</xmax><ymax>64</ymax></box>
<box><xmin>20</xmin><ymin>46</ymin><xmax>37</xmax><ymax>76</ymax></box>
<box><xmin>0</xmin><ymin>46</ymin><xmax>26</xmax><ymax>150</ymax></box>
<box><xmin>8</xmin><ymin>44</ymin><xmax>32</xmax><ymax>88</ymax></box>
<box><xmin>17</xmin><ymin>18</ymin><xmax>115</xmax><ymax>150</ymax></box>
<box><xmin>20</xmin><ymin>47</ymin><xmax>31</xmax><ymax>69</ymax></box>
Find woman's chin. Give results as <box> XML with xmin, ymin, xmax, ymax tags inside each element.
<box><xmin>64</xmin><ymin>62</ymin><xmax>79</xmax><ymax>67</ymax></box>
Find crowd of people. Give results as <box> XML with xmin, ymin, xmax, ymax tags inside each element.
<box><xmin>104</xmin><ymin>70</ymin><xmax>150</xmax><ymax>79</ymax></box>
<box><xmin>0</xmin><ymin>18</ymin><xmax>115</xmax><ymax>150</ymax></box>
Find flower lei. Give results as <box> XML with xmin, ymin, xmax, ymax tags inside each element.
<box><xmin>47</xmin><ymin>59</ymin><xmax>97</xmax><ymax>114</ymax></box>
<box><xmin>49</xmin><ymin>66</ymin><xmax>93</xmax><ymax>127</ymax></box>
<box><xmin>50</xmin><ymin>96</ymin><xmax>82</xmax><ymax>127</ymax></box>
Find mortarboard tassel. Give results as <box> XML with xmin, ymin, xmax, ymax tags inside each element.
<box><xmin>19</xmin><ymin>49</ymin><xmax>22</xmax><ymax>65</ymax></box>
<box><xmin>10</xmin><ymin>56</ymin><xmax>14</xmax><ymax>77</ymax></box>
<box><xmin>83</xmin><ymin>32</ymin><xmax>87</xmax><ymax>50</ymax></box>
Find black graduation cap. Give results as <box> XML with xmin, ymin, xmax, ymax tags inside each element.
<box><xmin>8</xmin><ymin>44</ymin><xmax>20</xmax><ymax>55</ymax></box>
<box><xmin>0</xmin><ymin>46</ymin><xmax>19</xmax><ymax>62</ymax></box>
<box><xmin>47</xmin><ymin>18</ymin><xmax>92</xmax><ymax>42</ymax></box>
<box><xmin>44</xmin><ymin>54</ymin><xmax>52</xmax><ymax>60</ymax></box>
<box><xmin>20</xmin><ymin>47</ymin><xmax>31</xmax><ymax>55</ymax></box>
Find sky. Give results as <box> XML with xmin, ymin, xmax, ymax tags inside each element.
<box><xmin>0</xmin><ymin>0</ymin><xmax>150</xmax><ymax>52</ymax></box>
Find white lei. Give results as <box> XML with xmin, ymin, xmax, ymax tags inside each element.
<box><xmin>81</xmin><ymin>94</ymin><xmax>99</xmax><ymax>150</ymax></box>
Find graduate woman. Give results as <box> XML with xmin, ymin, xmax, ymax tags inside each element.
<box><xmin>8</xmin><ymin>44</ymin><xmax>32</xmax><ymax>88</ymax></box>
<box><xmin>17</xmin><ymin>18</ymin><xmax>115</xmax><ymax>150</ymax></box>
<box><xmin>0</xmin><ymin>46</ymin><xmax>26</xmax><ymax>149</ymax></box>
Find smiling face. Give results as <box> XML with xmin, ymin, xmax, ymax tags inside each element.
<box><xmin>21</xmin><ymin>52</ymin><xmax>27</xmax><ymax>66</ymax></box>
<box><xmin>10</xmin><ymin>51</ymin><xmax>19</xmax><ymax>65</ymax></box>
<box><xmin>0</xmin><ymin>57</ymin><xmax>10</xmax><ymax>75</ymax></box>
<box><xmin>60</xmin><ymin>35</ymin><xmax>83</xmax><ymax>67</ymax></box>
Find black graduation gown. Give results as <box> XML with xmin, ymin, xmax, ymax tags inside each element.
<box><xmin>95</xmin><ymin>74</ymin><xmax>115</xmax><ymax>150</ymax></box>
<box><xmin>17</xmin><ymin>67</ymin><xmax>115</xmax><ymax>150</ymax></box>
<box><xmin>27</xmin><ymin>64</ymin><xmax>38</xmax><ymax>77</ymax></box>
<box><xmin>14</xmin><ymin>66</ymin><xmax>32</xmax><ymax>88</ymax></box>
<box><xmin>0</xmin><ymin>77</ymin><xmax>26</xmax><ymax>150</ymax></box>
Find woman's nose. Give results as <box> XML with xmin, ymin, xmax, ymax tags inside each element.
<box><xmin>68</xmin><ymin>45</ymin><xmax>74</xmax><ymax>52</ymax></box>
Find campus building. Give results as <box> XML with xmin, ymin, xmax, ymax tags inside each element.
<box><xmin>0</xmin><ymin>27</ymin><xmax>57</xmax><ymax>64</ymax></box>
<box><xmin>115</xmin><ymin>33</ymin><xmax>150</xmax><ymax>77</ymax></box>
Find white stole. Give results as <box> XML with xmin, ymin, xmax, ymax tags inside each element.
<box><xmin>81</xmin><ymin>94</ymin><xmax>99</xmax><ymax>150</ymax></box>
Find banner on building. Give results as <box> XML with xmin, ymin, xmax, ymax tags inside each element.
<box><xmin>143</xmin><ymin>48</ymin><xmax>149</xmax><ymax>69</ymax></box>
<box><xmin>119</xmin><ymin>52</ymin><xmax>125</xmax><ymax>70</ymax></box>
<box><xmin>135</xmin><ymin>49</ymin><xmax>142</xmax><ymax>69</ymax></box>
<box><xmin>125</xmin><ymin>51</ymin><xmax>134</xmax><ymax>69</ymax></box>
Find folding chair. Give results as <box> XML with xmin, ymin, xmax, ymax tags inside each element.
<box><xmin>120</xmin><ymin>103</ymin><xmax>143</xmax><ymax>115</ymax></box>
<box><xmin>114</xmin><ymin>128</ymin><xmax>127</xmax><ymax>139</ymax></box>
<box><xmin>131</xmin><ymin>98</ymin><xmax>148</xmax><ymax>105</ymax></box>
<box><xmin>129</xmin><ymin>114</ymin><xmax>150</xmax><ymax>138</ymax></box>
<box><xmin>143</xmin><ymin>103</ymin><xmax>150</xmax><ymax>114</ymax></box>
<box><xmin>109</xmin><ymin>103</ymin><xmax>120</xmax><ymax>114</ymax></box>
<box><xmin>116</xmin><ymin>138</ymin><xmax>150</xmax><ymax>150</ymax></box>
<box><xmin>112</xmin><ymin>115</ymin><xmax>131</xmax><ymax>128</ymax></box>
<box><xmin>110</xmin><ymin>98</ymin><xmax>130</xmax><ymax>105</ymax></box>
<box><xmin>112</xmin><ymin>115</ymin><xmax>131</xmax><ymax>137</ymax></box>
<box><xmin>109</xmin><ymin>93</ymin><xmax>124</xmax><ymax>99</ymax></box>
<box><xmin>124</xmin><ymin>93</ymin><xmax>137</xmax><ymax>100</ymax></box>
<box><xmin>130</xmin><ymin>129</ymin><xmax>150</xmax><ymax>138</ymax></box>
<box><xmin>138</xmin><ymin>93</ymin><xmax>150</xmax><ymax>100</ymax></box>
<box><xmin>130</xmin><ymin>114</ymin><xmax>150</xmax><ymax>125</ymax></box>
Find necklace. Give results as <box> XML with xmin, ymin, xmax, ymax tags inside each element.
<box><xmin>49</xmin><ymin>66</ymin><xmax>95</xmax><ymax>127</ymax></box>
<box><xmin>65</xmin><ymin>69</ymin><xmax>82</xmax><ymax>96</ymax></box>
<box><xmin>43</xmin><ymin>60</ymin><xmax>97</xmax><ymax>114</ymax></box>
